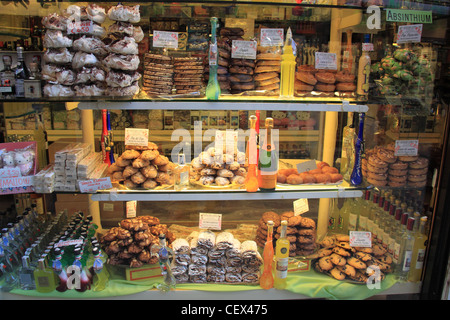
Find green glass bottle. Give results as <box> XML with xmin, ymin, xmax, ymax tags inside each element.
<box><xmin>206</xmin><ymin>17</ymin><xmax>221</xmax><ymax>100</ymax></box>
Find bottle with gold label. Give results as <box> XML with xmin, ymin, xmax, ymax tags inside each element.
<box><xmin>274</xmin><ymin>220</ymin><xmax>289</xmax><ymax>290</ymax></box>
<box><xmin>258</xmin><ymin>117</ymin><xmax>278</xmax><ymax>191</ymax></box>
<box><xmin>408</xmin><ymin>216</ymin><xmax>428</xmax><ymax>282</ymax></box>
<box><xmin>356</xmin><ymin>34</ymin><xmax>371</xmax><ymax>98</ymax></box>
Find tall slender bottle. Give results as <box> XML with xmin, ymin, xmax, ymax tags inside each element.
<box><xmin>151</xmin><ymin>234</ymin><xmax>176</xmax><ymax>292</ymax></box>
<box><xmin>356</xmin><ymin>34</ymin><xmax>371</xmax><ymax>99</ymax></box>
<box><xmin>280</xmin><ymin>28</ymin><xmax>296</xmax><ymax>98</ymax></box>
<box><xmin>408</xmin><ymin>216</ymin><xmax>428</xmax><ymax>282</ymax></box>
<box><xmin>90</xmin><ymin>246</ymin><xmax>109</xmax><ymax>291</ymax></box>
<box><xmin>274</xmin><ymin>220</ymin><xmax>289</xmax><ymax>290</ymax></box>
<box><xmin>245</xmin><ymin>115</ymin><xmax>259</xmax><ymax>192</ymax></box>
<box><xmin>19</xmin><ymin>255</ymin><xmax>35</xmax><ymax>290</ymax></box>
<box><xmin>341</xmin><ymin>112</ymin><xmax>355</xmax><ymax>180</ymax></box>
<box><xmin>260</xmin><ymin>221</ymin><xmax>274</xmax><ymax>290</ymax></box>
<box><xmin>174</xmin><ymin>153</ymin><xmax>189</xmax><ymax>191</ymax></box>
<box><xmin>350</xmin><ymin>113</ymin><xmax>365</xmax><ymax>186</ymax></box>
<box><xmin>397</xmin><ymin>217</ymin><xmax>416</xmax><ymax>281</ymax></box>
<box><xmin>358</xmin><ymin>189</ymin><xmax>371</xmax><ymax>231</ymax></box>
<box><xmin>206</xmin><ymin>17</ymin><xmax>221</xmax><ymax>100</ymax></box>
<box><xmin>258</xmin><ymin>118</ymin><xmax>278</xmax><ymax>191</ymax></box>
<box><xmin>101</xmin><ymin>109</ymin><xmax>111</xmax><ymax>165</ymax></box>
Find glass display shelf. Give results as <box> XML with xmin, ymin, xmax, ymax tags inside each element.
<box><xmin>90</xmin><ymin>180</ymin><xmax>365</xmax><ymax>202</ymax></box>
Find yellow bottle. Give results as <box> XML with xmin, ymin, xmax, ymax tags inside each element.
<box><xmin>274</xmin><ymin>220</ymin><xmax>289</xmax><ymax>289</ymax></box>
<box><xmin>408</xmin><ymin>216</ymin><xmax>428</xmax><ymax>282</ymax></box>
<box><xmin>280</xmin><ymin>28</ymin><xmax>296</xmax><ymax>98</ymax></box>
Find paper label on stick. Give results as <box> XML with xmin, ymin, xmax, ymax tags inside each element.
<box><xmin>315</xmin><ymin>52</ymin><xmax>337</xmax><ymax>70</ymax></box>
<box><xmin>296</xmin><ymin>160</ymin><xmax>317</xmax><ymax>174</ymax></box>
<box><xmin>394</xmin><ymin>140</ymin><xmax>419</xmax><ymax>156</ymax></box>
<box><xmin>125</xmin><ymin>128</ymin><xmax>149</xmax><ymax>147</ymax></box>
<box><xmin>153</xmin><ymin>30</ymin><xmax>179</xmax><ymax>49</ymax></box>
<box><xmin>231</xmin><ymin>40</ymin><xmax>257</xmax><ymax>59</ymax></box>
<box><xmin>199</xmin><ymin>213</ymin><xmax>222</xmax><ymax>230</ymax></box>
<box><xmin>293</xmin><ymin>198</ymin><xmax>309</xmax><ymax>216</ymax></box>
<box><xmin>349</xmin><ymin>231</ymin><xmax>372</xmax><ymax>247</ymax></box>
<box><xmin>126</xmin><ymin>201</ymin><xmax>137</xmax><ymax>218</ymax></box>
<box><xmin>260</xmin><ymin>28</ymin><xmax>284</xmax><ymax>47</ymax></box>
<box><xmin>397</xmin><ymin>24</ymin><xmax>423</xmax><ymax>44</ymax></box>
<box><xmin>78</xmin><ymin>177</ymin><xmax>112</xmax><ymax>193</ymax></box>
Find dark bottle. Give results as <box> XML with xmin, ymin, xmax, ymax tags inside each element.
<box><xmin>350</xmin><ymin>112</ymin><xmax>365</xmax><ymax>186</ymax></box>
<box><xmin>14</xmin><ymin>46</ymin><xmax>30</xmax><ymax>98</ymax></box>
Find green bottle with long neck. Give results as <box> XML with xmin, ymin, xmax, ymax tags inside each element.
<box><xmin>206</xmin><ymin>17</ymin><xmax>221</xmax><ymax>100</ymax></box>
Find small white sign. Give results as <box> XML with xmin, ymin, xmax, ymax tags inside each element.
<box><xmin>231</xmin><ymin>40</ymin><xmax>257</xmax><ymax>59</ymax></box>
<box><xmin>126</xmin><ymin>201</ymin><xmax>137</xmax><ymax>218</ymax></box>
<box><xmin>349</xmin><ymin>231</ymin><xmax>372</xmax><ymax>247</ymax></box>
<box><xmin>397</xmin><ymin>24</ymin><xmax>423</xmax><ymax>44</ymax></box>
<box><xmin>199</xmin><ymin>212</ymin><xmax>222</xmax><ymax>230</ymax></box>
<box><xmin>0</xmin><ymin>167</ymin><xmax>21</xmax><ymax>178</ymax></box>
<box><xmin>296</xmin><ymin>160</ymin><xmax>318</xmax><ymax>174</ymax></box>
<box><xmin>67</xmin><ymin>20</ymin><xmax>94</xmax><ymax>35</ymax></box>
<box><xmin>125</xmin><ymin>128</ymin><xmax>149</xmax><ymax>147</ymax></box>
<box><xmin>293</xmin><ymin>198</ymin><xmax>309</xmax><ymax>216</ymax></box>
<box><xmin>79</xmin><ymin>177</ymin><xmax>112</xmax><ymax>193</ymax></box>
<box><xmin>394</xmin><ymin>139</ymin><xmax>419</xmax><ymax>156</ymax></box>
<box><xmin>153</xmin><ymin>30</ymin><xmax>179</xmax><ymax>49</ymax></box>
<box><xmin>362</xmin><ymin>43</ymin><xmax>374</xmax><ymax>52</ymax></box>
<box><xmin>315</xmin><ymin>52</ymin><xmax>337</xmax><ymax>70</ymax></box>
<box><xmin>260</xmin><ymin>28</ymin><xmax>284</xmax><ymax>47</ymax></box>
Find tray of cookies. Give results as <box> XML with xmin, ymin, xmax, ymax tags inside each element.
<box><xmin>276</xmin><ymin>160</ymin><xmax>343</xmax><ymax>188</ymax></box>
<box><xmin>362</xmin><ymin>144</ymin><xmax>428</xmax><ymax>188</ymax></box>
<box><xmin>255</xmin><ymin>211</ymin><xmax>317</xmax><ymax>259</ymax></box>
<box><xmin>311</xmin><ymin>233</ymin><xmax>393</xmax><ymax>284</ymax></box>
<box><xmin>189</xmin><ymin>147</ymin><xmax>247</xmax><ymax>189</ymax></box>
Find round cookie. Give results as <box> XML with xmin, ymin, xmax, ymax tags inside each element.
<box><xmin>296</xmin><ymin>72</ymin><xmax>317</xmax><ymax>86</ymax></box>
<box><xmin>409</xmin><ymin>157</ymin><xmax>429</xmax><ymax>169</ymax></box>
<box><xmin>390</xmin><ymin>161</ymin><xmax>408</xmax><ymax>170</ymax></box>
<box><xmin>368</xmin><ymin>155</ymin><xmax>388</xmax><ymax>168</ymax></box>
<box><xmin>261</xmin><ymin>211</ymin><xmax>281</xmax><ymax>227</ymax></box>
<box><xmin>315</xmin><ymin>72</ymin><xmax>336</xmax><ymax>84</ymax></box>
<box><xmin>408</xmin><ymin>167</ymin><xmax>428</xmax><ymax>175</ymax></box>
<box><xmin>318</xmin><ymin>256</ymin><xmax>333</xmax><ymax>271</ymax></box>
<box><xmin>299</xmin><ymin>217</ymin><xmax>316</xmax><ymax>229</ymax></box>
<box><xmin>330</xmin><ymin>267</ymin><xmax>346</xmax><ymax>280</ymax></box>
<box><xmin>377</xmin><ymin>148</ymin><xmax>396</xmax><ymax>164</ymax></box>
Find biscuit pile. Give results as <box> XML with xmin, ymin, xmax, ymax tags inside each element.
<box><xmin>254</xmin><ymin>47</ymin><xmax>281</xmax><ymax>95</ymax></box>
<box><xmin>294</xmin><ymin>66</ymin><xmax>356</xmax><ymax>96</ymax></box>
<box><xmin>276</xmin><ymin>161</ymin><xmax>343</xmax><ymax>185</ymax></box>
<box><xmin>173</xmin><ymin>56</ymin><xmax>204</xmax><ymax>94</ymax></box>
<box><xmin>255</xmin><ymin>211</ymin><xmax>317</xmax><ymax>257</ymax></box>
<box><xmin>142</xmin><ymin>53</ymin><xmax>174</xmax><ymax>95</ymax></box>
<box><xmin>101</xmin><ymin>215</ymin><xmax>175</xmax><ymax>268</ymax></box>
<box><xmin>313</xmin><ymin>233</ymin><xmax>393</xmax><ymax>283</ymax></box>
<box><xmin>107</xmin><ymin>141</ymin><xmax>175</xmax><ymax>189</ymax></box>
<box><xmin>362</xmin><ymin>144</ymin><xmax>428</xmax><ymax>188</ymax></box>
<box><xmin>189</xmin><ymin>146</ymin><xmax>248</xmax><ymax>187</ymax></box>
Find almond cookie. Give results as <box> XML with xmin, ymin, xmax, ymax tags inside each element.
<box><xmin>296</xmin><ymin>72</ymin><xmax>317</xmax><ymax>86</ymax></box>
<box><xmin>409</xmin><ymin>157</ymin><xmax>428</xmax><ymax>169</ymax></box>
<box><xmin>254</xmin><ymin>72</ymin><xmax>279</xmax><ymax>82</ymax></box>
<box><xmin>377</xmin><ymin>148</ymin><xmax>396</xmax><ymax>164</ymax></box>
<box><xmin>315</xmin><ymin>72</ymin><xmax>336</xmax><ymax>84</ymax></box>
<box><xmin>122</xmin><ymin>149</ymin><xmax>141</xmax><ymax>159</ymax></box>
<box><xmin>294</xmin><ymin>80</ymin><xmax>314</xmax><ymax>91</ymax></box>
<box><xmin>368</xmin><ymin>155</ymin><xmax>388</xmax><ymax>168</ymax></box>
<box><xmin>132</xmin><ymin>158</ymin><xmax>150</xmax><ymax>169</ymax></box>
<box><xmin>315</xmin><ymin>82</ymin><xmax>335</xmax><ymax>92</ymax></box>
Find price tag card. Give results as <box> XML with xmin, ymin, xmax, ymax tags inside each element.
<box><xmin>126</xmin><ymin>201</ymin><xmax>137</xmax><ymax>218</ymax></box>
<box><xmin>231</xmin><ymin>40</ymin><xmax>257</xmax><ymax>59</ymax></box>
<box><xmin>397</xmin><ymin>24</ymin><xmax>423</xmax><ymax>44</ymax></box>
<box><xmin>293</xmin><ymin>198</ymin><xmax>309</xmax><ymax>216</ymax></box>
<box><xmin>67</xmin><ymin>20</ymin><xmax>94</xmax><ymax>35</ymax></box>
<box><xmin>153</xmin><ymin>30</ymin><xmax>179</xmax><ymax>49</ymax></box>
<box><xmin>260</xmin><ymin>28</ymin><xmax>284</xmax><ymax>47</ymax></box>
<box><xmin>199</xmin><ymin>213</ymin><xmax>222</xmax><ymax>230</ymax></box>
<box><xmin>394</xmin><ymin>139</ymin><xmax>419</xmax><ymax>156</ymax></box>
<box><xmin>125</xmin><ymin>128</ymin><xmax>149</xmax><ymax>147</ymax></box>
<box><xmin>78</xmin><ymin>177</ymin><xmax>112</xmax><ymax>193</ymax></box>
<box><xmin>315</xmin><ymin>52</ymin><xmax>337</xmax><ymax>70</ymax></box>
<box><xmin>226</xmin><ymin>130</ymin><xmax>238</xmax><ymax>153</ymax></box>
<box><xmin>296</xmin><ymin>160</ymin><xmax>317</xmax><ymax>174</ymax></box>
<box><xmin>362</xmin><ymin>43</ymin><xmax>374</xmax><ymax>52</ymax></box>
<box><xmin>349</xmin><ymin>231</ymin><xmax>372</xmax><ymax>247</ymax></box>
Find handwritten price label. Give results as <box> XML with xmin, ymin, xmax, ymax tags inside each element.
<box><xmin>296</xmin><ymin>160</ymin><xmax>318</xmax><ymax>174</ymax></box>
<box><xmin>349</xmin><ymin>231</ymin><xmax>372</xmax><ymax>247</ymax></box>
<box><xmin>153</xmin><ymin>30</ymin><xmax>179</xmax><ymax>49</ymax></box>
<box><xmin>260</xmin><ymin>28</ymin><xmax>284</xmax><ymax>47</ymax></box>
<box><xmin>199</xmin><ymin>213</ymin><xmax>222</xmax><ymax>230</ymax></box>
<box><xmin>67</xmin><ymin>20</ymin><xmax>94</xmax><ymax>35</ymax></box>
<box><xmin>231</xmin><ymin>40</ymin><xmax>257</xmax><ymax>59</ymax></box>
<box><xmin>125</xmin><ymin>128</ymin><xmax>149</xmax><ymax>147</ymax></box>
<box><xmin>315</xmin><ymin>52</ymin><xmax>337</xmax><ymax>70</ymax></box>
<box><xmin>0</xmin><ymin>167</ymin><xmax>21</xmax><ymax>178</ymax></box>
<box><xmin>394</xmin><ymin>139</ymin><xmax>419</xmax><ymax>156</ymax></box>
<box><xmin>293</xmin><ymin>198</ymin><xmax>309</xmax><ymax>216</ymax></box>
<box><xmin>78</xmin><ymin>177</ymin><xmax>112</xmax><ymax>193</ymax></box>
<box><xmin>126</xmin><ymin>201</ymin><xmax>137</xmax><ymax>218</ymax></box>
<box><xmin>397</xmin><ymin>24</ymin><xmax>423</xmax><ymax>44</ymax></box>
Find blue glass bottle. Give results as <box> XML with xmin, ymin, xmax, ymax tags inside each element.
<box><xmin>350</xmin><ymin>113</ymin><xmax>365</xmax><ymax>186</ymax></box>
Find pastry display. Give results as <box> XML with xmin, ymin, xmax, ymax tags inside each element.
<box><xmin>254</xmin><ymin>46</ymin><xmax>281</xmax><ymax>95</ymax></box>
<box><xmin>142</xmin><ymin>53</ymin><xmax>174</xmax><ymax>95</ymax></box>
<box><xmin>172</xmin><ymin>231</ymin><xmax>261</xmax><ymax>284</ymax></box>
<box><xmin>312</xmin><ymin>234</ymin><xmax>393</xmax><ymax>284</ymax></box>
<box><xmin>101</xmin><ymin>215</ymin><xmax>175</xmax><ymax>268</ymax></box>
<box><xmin>173</xmin><ymin>56</ymin><xmax>204</xmax><ymax>95</ymax></box>
<box><xmin>277</xmin><ymin>161</ymin><xmax>343</xmax><ymax>185</ymax></box>
<box><xmin>189</xmin><ymin>146</ymin><xmax>247</xmax><ymax>187</ymax></box>
<box><xmin>103</xmin><ymin>4</ymin><xmax>141</xmax><ymax>97</ymax></box>
<box><xmin>362</xmin><ymin>145</ymin><xmax>428</xmax><ymax>188</ymax></box>
<box><xmin>255</xmin><ymin>211</ymin><xmax>317</xmax><ymax>257</ymax></box>
<box><xmin>107</xmin><ymin>141</ymin><xmax>176</xmax><ymax>189</ymax></box>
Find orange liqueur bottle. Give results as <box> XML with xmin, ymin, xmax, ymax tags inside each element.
<box><xmin>258</xmin><ymin>117</ymin><xmax>278</xmax><ymax>191</ymax></box>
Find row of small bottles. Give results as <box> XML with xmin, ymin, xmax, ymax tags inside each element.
<box><xmin>328</xmin><ymin>188</ymin><xmax>429</xmax><ymax>282</ymax></box>
<box><xmin>0</xmin><ymin>209</ymin><xmax>109</xmax><ymax>293</ymax></box>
